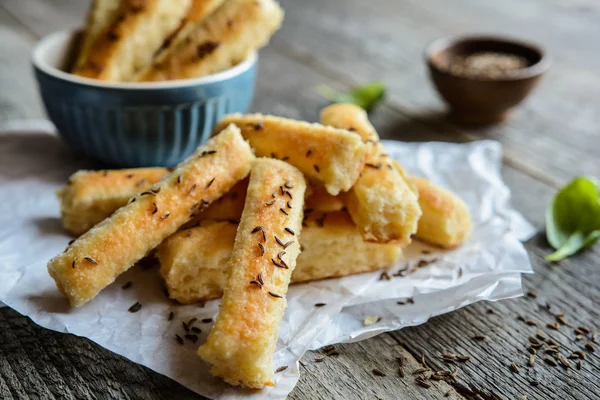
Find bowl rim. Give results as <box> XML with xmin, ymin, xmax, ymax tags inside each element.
<box><xmin>32</xmin><ymin>29</ymin><xmax>257</xmax><ymax>90</ymax></box>
<box><xmin>424</xmin><ymin>34</ymin><xmax>552</xmax><ymax>81</ymax></box>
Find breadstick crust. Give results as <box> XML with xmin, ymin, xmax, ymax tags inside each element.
<box><xmin>73</xmin><ymin>0</ymin><xmax>121</xmax><ymax>71</ymax></box>
<box><xmin>47</xmin><ymin>125</ymin><xmax>253</xmax><ymax>307</ymax></box>
<box><xmin>58</xmin><ymin>167</ymin><xmax>170</xmax><ymax>235</ymax></box>
<box><xmin>158</xmin><ymin>211</ymin><xmax>402</xmax><ymax>303</ymax></box>
<box><xmin>73</xmin><ymin>0</ymin><xmax>192</xmax><ymax>81</ymax></box>
<box><xmin>198</xmin><ymin>158</ymin><xmax>306</xmax><ymax>389</ymax></box>
<box><xmin>138</xmin><ymin>0</ymin><xmax>283</xmax><ymax>81</ymax></box>
<box><xmin>411</xmin><ymin>177</ymin><xmax>472</xmax><ymax>248</ymax></box>
<box><xmin>151</xmin><ymin>0</ymin><xmax>227</xmax><ymax>65</ymax></box>
<box><xmin>215</xmin><ymin>114</ymin><xmax>368</xmax><ymax>195</ymax></box>
<box><xmin>57</xmin><ymin>171</ymin><xmax>334</xmax><ymax>236</ymax></box>
<box><xmin>320</xmin><ymin>104</ymin><xmax>421</xmax><ymax>245</ymax></box>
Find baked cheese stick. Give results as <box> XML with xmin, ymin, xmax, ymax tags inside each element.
<box><xmin>47</xmin><ymin>125</ymin><xmax>253</xmax><ymax>307</ymax></box>
<box><xmin>198</xmin><ymin>158</ymin><xmax>306</xmax><ymax>388</ymax></box>
<box><xmin>411</xmin><ymin>177</ymin><xmax>472</xmax><ymax>248</ymax></box>
<box><xmin>58</xmin><ymin>167</ymin><xmax>170</xmax><ymax>235</ymax></box>
<box><xmin>73</xmin><ymin>0</ymin><xmax>192</xmax><ymax>81</ymax></box>
<box><xmin>158</xmin><ymin>211</ymin><xmax>402</xmax><ymax>304</ymax></box>
<box><xmin>138</xmin><ymin>0</ymin><xmax>283</xmax><ymax>81</ymax></box>
<box><xmin>320</xmin><ymin>104</ymin><xmax>421</xmax><ymax>245</ymax></box>
<box><xmin>214</xmin><ymin>114</ymin><xmax>368</xmax><ymax>195</ymax></box>
<box><xmin>73</xmin><ymin>0</ymin><xmax>121</xmax><ymax>72</ymax></box>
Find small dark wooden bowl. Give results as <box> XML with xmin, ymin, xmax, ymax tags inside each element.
<box><xmin>425</xmin><ymin>35</ymin><xmax>551</xmax><ymax>125</ymax></box>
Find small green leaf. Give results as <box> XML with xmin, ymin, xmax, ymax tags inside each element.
<box><xmin>545</xmin><ymin>176</ymin><xmax>600</xmax><ymax>261</ymax></box>
<box><xmin>317</xmin><ymin>81</ymin><xmax>386</xmax><ymax>111</ymax></box>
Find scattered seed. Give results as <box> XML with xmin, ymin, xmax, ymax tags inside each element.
<box><xmin>525</xmin><ymin>320</ymin><xmax>538</xmax><ymax>326</ymax></box>
<box><xmin>252</xmin><ymin>226</ymin><xmax>265</xmax><ymax>234</ymax></box>
<box><xmin>548</xmin><ymin>338</ymin><xmax>559</xmax><ymax>347</ymax></box>
<box><xmin>160</xmin><ymin>212</ymin><xmax>170</xmax><ymax>219</ymax></box>
<box><xmin>205</xmin><ymin>177</ymin><xmax>215</xmax><ymax>189</ymax></box>
<box><xmin>527</xmin><ymin>290</ymin><xmax>537</xmax><ymax>298</ymax></box>
<box><xmin>313</xmin><ymin>165</ymin><xmax>320</xmax><ymax>173</ymax></box>
<box><xmin>182</xmin><ymin>322</ymin><xmax>190</xmax><ymax>332</ymax></box>
<box><xmin>275</xmin><ymin>366</ymin><xmax>288</xmax><ymax>373</ymax></box>
<box><xmin>558</xmin><ymin>356</ymin><xmax>571</xmax><ymax>369</ymax></box>
<box><xmin>407</xmin><ymin>297</ymin><xmax>414</xmax><ymax>304</ymax></box>
<box><xmin>365</xmin><ymin>163</ymin><xmax>382</xmax><ymax>169</ymax></box>
<box><xmin>122</xmin><ymin>281</ymin><xmax>132</xmax><ymax>290</ymax></box>
<box><xmin>275</xmin><ymin>236</ymin><xmax>285</xmax><ymax>248</ymax></box>
<box><xmin>544</xmin><ymin>358</ymin><xmax>558</xmax><ymax>367</ymax></box>
<box><xmin>415</xmin><ymin>379</ymin><xmax>431</xmax><ymax>389</ymax></box>
<box><xmin>84</xmin><ymin>257</ymin><xmax>98</xmax><ymax>265</ymax></box>
<box><xmin>268</xmin><ymin>291</ymin><xmax>283</xmax><ymax>298</ymax></box>
<box><xmin>136</xmin><ymin>178</ymin><xmax>146</xmax><ymax>187</ymax></box>
<box><xmin>372</xmin><ymin>368</ymin><xmax>386</xmax><ymax>377</ymax></box>
<box><xmin>306</xmin><ymin>149</ymin><xmax>313</xmax><ymax>157</ymax></box>
<box><xmin>266</xmin><ymin>199</ymin><xmax>276</xmax><ymax>206</ymax></box>
<box><xmin>530</xmin><ymin>380</ymin><xmax>540</xmax><ymax>386</ymax></box>
<box><xmin>187</xmin><ymin>317</ymin><xmax>197</xmax><ymax>326</ymax></box>
<box><xmin>315</xmin><ymin>303</ymin><xmax>326</xmax><ymax>307</ymax></box>
<box><xmin>577</xmin><ymin>359</ymin><xmax>582</xmax><ymax>370</ymax></box>
<box><xmin>510</xmin><ymin>362</ymin><xmax>519</xmax><ymax>373</ymax></box>
<box><xmin>528</xmin><ymin>347</ymin><xmax>537</xmax><ymax>355</ymax></box>
<box><xmin>536</xmin><ymin>331</ymin><xmax>547</xmax><ymax>341</ymax></box>
<box><xmin>250</xmin><ymin>280</ymin><xmax>263</xmax><ymax>289</ymax></box>
<box><xmin>191</xmin><ymin>327</ymin><xmax>201</xmax><ymax>334</ymax></box>
<box><xmin>284</xmin><ymin>181</ymin><xmax>293</xmax><ymax>189</ymax></box>
<box><xmin>444</xmin><ymin>390</ymin><xmax>452</xmax><ymax>397</ymax></box>
<box><xmin>442</xmin><ymin>353</ymin><xmax>456</xmax><ymax>359</ymax></box>
<box><xmin>321</xmin><ymin>345</ymin><xmax>335</xmax><ymax>352</ymax></box>
<box><xmin>258</xmin><ymin>243</ymin><xmax>265</xmax><ymax>256</ymax></box>
<box><xmin>168</xmin><ymin>311</ymin><xmax>174</xmax><ymax>321</ymax></box>
<box><xmin>456</xmin><ymin>355</ymin><xmax>470</xmax><ymax>362</ymax></box>
<box><xmin>315</xmin><ymin>357</ymin><xmax>326</xmax><ymax>362</ymax></box>
<box><xmin>280</xmin><ymin>208</ymin><xmax>289</xmax><ymax>215</ymax></box>
<box><xmin>577</xmin><ymin>326</ymin><xmax>591</xmax><ymax>334</ymax></box>
<box><xmin>585</xmin><ymin>342</ymin><xmax>595</xmax><ymax>352</ymax></box>
<box><xmin>555</xmin><ymin>315</ymin><xmax>568</xmax><ymax>326</ymax></box>
<box><xmin>272</xmin><ymin>258</ymin><xmax>288</xmax><ymax>269</ymax></box>
<box><xmin>128</xmin><ymin>302</ymin><xmax>142</xmax><ymax>313</ymax></box>
<box><xmin>283</xmin><ymin>241</ymin><xmax>294</xmax><ymax>249</ymax></box>
<box><xmin>185</xmin><ymin>334</ymin><xmax>198</xmax><ymax>343</ymax></box>
<box><xmin>547</xmin><ymin>322</ymin><xmax>559</xmax><ymax>330</ymax></box>
<box><xmin>398</xmin><ymin>367</ymin><xmax>405</xmax><ymax>378</ymax></box>
<box><xmin>175</xmin><ymin>335</ymin><xmax>184</xmax><ymax>345</ymax></box>
<box><xmin>472</xmin><ymin>335</ymin><xmax>486</xmax><ymax>341</ymax></box>
<box><xmin>528</xmin><ymin>354</ymin><xmax>535</xmax><ymax>367</ymax></box>
<box><xmin>379</xmin><ymin>271</ymin><xmax>391</xmax><ymax>281</ymax></box>
<box><xmin>177</xmin><ymin>175</ymin><xmax>181</xmax><ymax>184</ymax></box>
<box><xmin>575</xmin><ymin>350</ymin><xmax>586</xmax><ymax>359</ymax></box>
<box><xmin>189</xmin><ymin>184</ymin><xmax>197</xmax><ymax>195</ymax></box>
<box><xmin>71</xmin><ymin>259</ymin><xmax>76</xmax><ymax>268</ymax></box>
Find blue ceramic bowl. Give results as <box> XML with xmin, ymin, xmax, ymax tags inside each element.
<box><xmin>32</xmin><ymin>30</ymin><xmax>257</xmax><ymax>167</ymax></box>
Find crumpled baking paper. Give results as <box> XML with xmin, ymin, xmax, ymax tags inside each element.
<box><xmin>0</xmin><ymin>121</ymin><xmax>534</xmax><ymax>399</ymax></box>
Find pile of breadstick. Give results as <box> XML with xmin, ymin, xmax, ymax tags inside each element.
<box><xmin>48</xmin><ymin>104</ymin><xmax>471</xmax><ymax>389</ymax></box>
<box><xmin>71</xmin><ymin>0</ymin><xmax>284</xmax><ymax>82</ymax></box>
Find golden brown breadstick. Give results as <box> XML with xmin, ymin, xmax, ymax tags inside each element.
<box><xmin>73</xmin><ymin>0</ymin><xmax>192</xmax><ymax>81</ymax></box>
<box><xmin>198</xmin><ymin>158</ymin><xmax>306</xmax><ymax>388</ymax></box>
<box><xmin>47</xmin><ymin>125</ymin><xmax>253</xmax><ymax>307</ymax></box>
<box><xmin>214</xmin><ymin>114</ymin><xmax>368</xmax><ymax>195</ymax></box>
<box><xmin>411</xmin><ymin>177</ymin><xmax>472</xmax><ymax>248</ymax></box>
<box><xmin>73</xmin><ymin>0</ymin><xmax>121</xmax><ymax>72</ymax></box>
<box><xmin>158</xmin><ymin>211</ymin><xmax>402</xmax><ymax>304</ymax></box>
<box><xmin>138</xmin><ymin>0</ymin><xmax>283</xmax><ymax>81</ymax></box>
<box><xmin>58</xmin><ymin>167</ymin><xmax>170</xmax><ymax>235</ymax></box>
<box><xmin>320</xmin><ymin>104</ymin><xmax>421</xmax><ymax>245</ymax></box>
<box><xmin>58</xmin><ymin>171</ymin><xmax>340</xmax><ymax>235</ymax></box>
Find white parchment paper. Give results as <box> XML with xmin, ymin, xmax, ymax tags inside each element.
<box><xmin>0</xmin><ymin>122</ymin><xmax>534</xmax><ymax>399</ymax></box>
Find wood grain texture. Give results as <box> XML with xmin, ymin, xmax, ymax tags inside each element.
<box><xmin>1</xmin><ymin>0</ymin><xmax>599</xmax><ymax>399</ymax></box>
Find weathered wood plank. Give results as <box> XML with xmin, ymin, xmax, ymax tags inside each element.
<box><xmin>274</xmin><ymin>0</ymin><xmax>600</xmax><ymax>184</ymax></box>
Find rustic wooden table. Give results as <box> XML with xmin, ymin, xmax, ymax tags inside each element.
<box><xmin>1</xmin><ymin>1</ymin><xmax>599</xmax><ymax>399</ymax></box>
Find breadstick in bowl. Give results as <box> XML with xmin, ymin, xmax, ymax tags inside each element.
<box><xmin>320</xmin><ymin>104</ymin><xmax>421</xmax><ymax>245</ymax></box>
<box><xmin>47</xmin><ymin>125</ymin><xmax>254</xmax><ymax>307</ymax></box>
<box><xmin>138</xmin><ymin>0</ymin><xmax>284</xmax><ymax>81</ymax></box>
<box><xmin>198</xmin><ymin>158</ymin><xmax>307</xmax><ymax>388</ymax></box>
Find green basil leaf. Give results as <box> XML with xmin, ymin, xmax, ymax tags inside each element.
<box><xmin>545</xmin><ymin>176</ymin><xmax>600</xmax><ymax>261</ymax></box>
<box><xmin>317</xmin><ymin>81</ymin><xmax>386</xmax><ymax>111</ymax></box>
